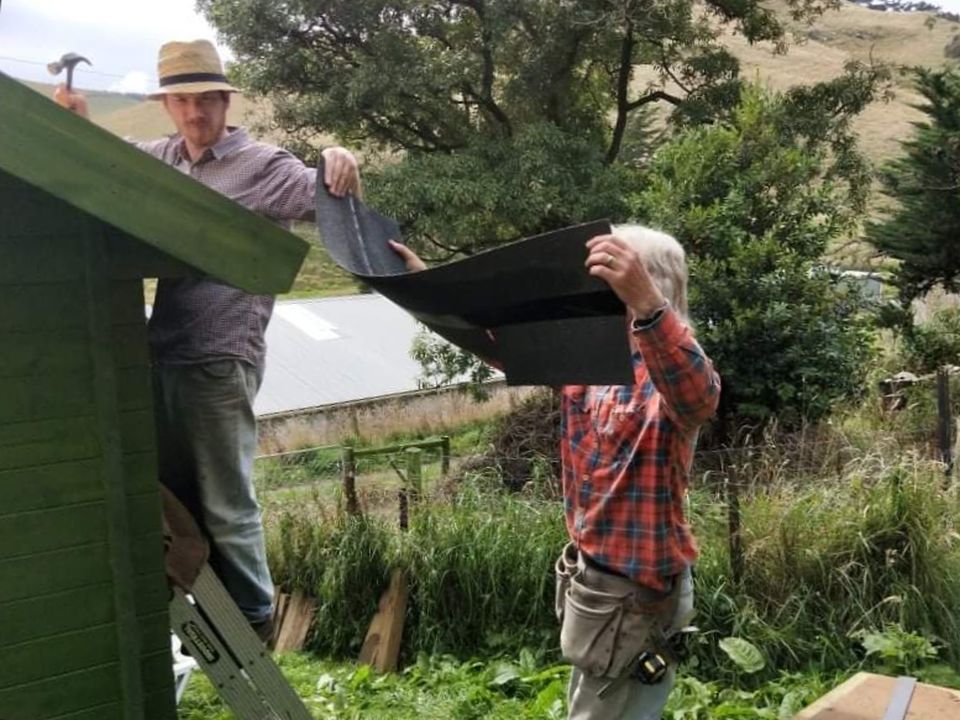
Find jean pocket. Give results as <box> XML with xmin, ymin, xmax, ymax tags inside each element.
<box><xmin>560</xmin><ymin>581</ymin><xmax>623</xmax><ymax>677</ymax></box>
<box><xmin>198</xmin><ymin>360</ymin><xmax>238</xmax><ymax>380</ymax></box>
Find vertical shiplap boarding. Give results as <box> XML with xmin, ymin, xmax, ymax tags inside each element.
<box><xmin>83</xmin><ymin>229</ymin><xmax>146</xmax><ymax>720</ymax></box>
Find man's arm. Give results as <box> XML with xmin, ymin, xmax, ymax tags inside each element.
<box><xmin>259</xmin><ymin>146</ymin><xmax>361</xmax><ymax>222</ymax></box>
<box><xmin>585</xmin><ymin>233</ymin><xmax>720</xmax><ymax>430</ymax></box>
<box><xmin>631</xmin><ymin>309</ymin><xmax>720</xmax><ymax>431</ymax></box>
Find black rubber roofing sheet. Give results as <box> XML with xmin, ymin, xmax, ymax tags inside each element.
<box><xmin>315</xmin><ymin>161</ymin><xmax>632</xmax><ymax>385</ymax></box>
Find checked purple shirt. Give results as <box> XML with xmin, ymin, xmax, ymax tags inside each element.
<box><xmin>560</xmin><ymin>306</ymin><xmax>720</xmax><ymax>591</ymax></box>
<box><xmin>137</xmin><ymin>128</ymin><xmax>316</xmax><ymax>369</ymax></box>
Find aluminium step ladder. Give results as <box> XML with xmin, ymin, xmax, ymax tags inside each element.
<box><xmin>169</xmin><ymin>564</ymin><xmax>313</xmax><ymax>720</ymax></box>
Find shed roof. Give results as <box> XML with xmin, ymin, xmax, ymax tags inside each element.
<box><xmin>0</xmin><ymin>72</ymin><xmax>307</xmax><ymax>294</ymax></box>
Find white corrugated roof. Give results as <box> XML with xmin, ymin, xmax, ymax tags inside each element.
<box><xmin>255</xmin><ymin>293</ymin><xmax>427</xmax><ymax>416</ymax></box>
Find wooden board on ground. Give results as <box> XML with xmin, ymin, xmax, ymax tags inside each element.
<box><xmin>359</xmin><ymin>569</ymin><xmax>408</xmax><ymax>673</ymax></box>
<box><xmin>273</xmin><ymin>591</ymin><xmax>317</xmax><ymax>654</ymax></box>
<box><xmin>795</xmin><ymin>672</ymin><xmax>960</xmax><ymax>719</ymax></box>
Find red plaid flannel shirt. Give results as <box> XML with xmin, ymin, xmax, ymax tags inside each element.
<box><xmin>561</xmin><ymin>306</ymin><xmax>720</xmax><ymax>591</ymax></box>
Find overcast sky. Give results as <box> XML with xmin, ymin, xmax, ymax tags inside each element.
<box><xmin>3</xmin><ymin>0</ymin><xmax>960</xmax><ymax>94</ymax></box>
<box><xmin>0</xmin><ymin>0</ymin><xmax>232</xmax><ymax>94</ymax></box>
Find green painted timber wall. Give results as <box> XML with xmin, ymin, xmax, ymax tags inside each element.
<box><xmin>0</xmin><ymin>170</ymin><xmax>176</xmax><ymax>720</ymax></box>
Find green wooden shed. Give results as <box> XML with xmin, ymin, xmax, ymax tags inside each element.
<box><xmin>0</xmin><ymin>72</ymin><xmax>308</xmax><ymax>720</ymax></box>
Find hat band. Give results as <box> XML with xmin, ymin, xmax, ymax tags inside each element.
<box><xmin>159</xmin><ymin>72</ymin><xmax>229</xmax><ymax>87</ymax></box>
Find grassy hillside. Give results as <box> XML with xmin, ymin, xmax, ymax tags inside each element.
<box><xmin>21</xmin><ymin>79</ymin><xmax>142</xmax><ymax>118</ymax></box>
<box><xmin>96</xmin><ymin>92</ymin><xmax>281</xmax><ymax>141</ymax></box>
<box><xmin>729</xmin><ymin>2</ymin><xmax>959</xmax><ymax>163</ymax></box>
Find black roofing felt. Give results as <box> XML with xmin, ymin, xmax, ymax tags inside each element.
<box><xmin>0</xmin><ymin>72</ymin><xmax>307</xmax><ymax>294</ymax></box>
<box><xmin>314</xmin><ymin>160</ymin><xmax>632</xmax><ymax>386</ymax></box>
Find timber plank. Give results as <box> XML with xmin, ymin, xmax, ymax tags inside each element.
<box><xmin>0</xmin><ymin>367</ymin><xmax>149</xmax><ymax>424</ymax></box>
<box><xmin>0</xmin><ymin>73</ymin><xmax>307</xmax><ymax>294</ymax></box>
<box><xmin>0</xmin><ymin>663</ymin><xmax>121</xmax><ymax>720</ymax></box>
<box><xmin>0</xmin><ymin>536</ymin><xmax>160</xmax><ymax>603</ymax></box>
<box><xmin>0</xmin><ymin>232</ymin><xmax>85</xmax><ymax>283</ymax></box>
<box><xmin>46</xmin><ymin>702</ymin><xmax>123</xmax><ymax>720</ymax></box>
<box><xmin>0</xmin><ymin>328</ymin><xmax>91</xmax><ymax>377</ymax></box>
<box><xmin>0</xmin><ymin>458</ymin><xmax>102</xmax><ymax>514</ymax></box>
<box><xmin>0</xmin><ymin>544</ymin><xmax>110</xmax><ymax>604</ymax></box>
<box><xmin>116</xmin><ymin>365</ymin><xmax>152</xmax><ymax>412</ymax></box>
<box><xmin>0</xmin><ymin>325</ymin><xmax>146</xmax><ymax>378</ymax></box>
<box><xmin>133</xmin><ymin>572</ymin><xmax>172</xmax><ymax>618</ymax></box>
<box><xmin>143</xmin><ymin>688</ymin><xmax>177</xmax><ymax>720</ymax></box>
<box><xmin>130</xmin><ymin>534</ymin><xmax>166</xmax><ymax>574</ymax></box>
<box><xmin>0</xmin><ymin>624</ymin><xmax>118</xmax><ymax>690</ymax></box>
<box><xmin>0</xmin><ymin>416</ymin><xmax>99</xmax><ymax>470</ymax></box>
<box><xmin>104</xmin><ymin>228</ymin><xmax>195</xmax><ymax>281</ymax></box>
<box><xmin>112</xmin><ymin>323</ymin><xmax>150</xmax><ymax>369</ymax></box>
<box><xmin>107</xmin><ymin>280</ymin><xmax>151</xmax><ymax>325</ymax></box>
<box><xmin>137</xmin><ymin>612</ymin><xmax>175</xmax><ymax>655</ymax></box>
<box><xmin>84</xmin><ymin>234</ymin><xmax>146</xmax><ymax>719</ymax></box>
<box><xmin>0</xmin><ymin>373</ymin><xmax>94</xmax><ymax>424</ymax></box>
<box><xmin>0</xmin><ymin>501</ymin><xmax>107</xmax><ymax>560</ymax></box>
<box><xmin>126</xmin><ymin>491</ymin><xmax>163</xmax><ymax>539</ymax></box>
<box><xmin>0</xmin><ymin>453</ymin><xmax>157</xmax><ymax>515</ymax></box>
<box><xmin>796</xmin><ymin>671</ymin><xmax>960</xmax><ymax>719</ymax></box>
<box><xmin>120</xmin><ymin>408</ymin><xmax>156</xmax><ymax>454</ymax></box>
<box><xmin>0</xmin><ymin>584</ymin><xmax>114</xmax><ymax>647</ymax></box>
<box><xmin>122</xmin><ymin>451</ymin><xmax>159</xmax><ymax>495</ymax></box>
<box><xmin>0</xmin><ymin>283</ymin><xmax>87</xmax><ymax>332</ymax></box>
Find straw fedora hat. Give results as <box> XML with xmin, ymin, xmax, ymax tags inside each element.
<box><xmin>148</xmin><ymin>39</ymin><xmax>237</xmax><ymax>99</ymax></box>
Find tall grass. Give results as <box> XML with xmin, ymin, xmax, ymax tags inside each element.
<box><xmin>266</xmin><ymin>494</ymin><xmax>393</xmax><ymax>656</ymax></box>
<box><xmin>263</xmin><ymin>454</ymin><xmax>960</xmax><ymax>678</ymax></box>
<box><xmin>401</xmin><ymin>482</ymin><xmax>566</xmax><ymax>657</ymax></box>
<box><xmin>692</xmin><ymin>456</ymin><xmax>960</xmax><ymax>680</ymax></box>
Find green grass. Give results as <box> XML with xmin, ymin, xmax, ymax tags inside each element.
<box><xmin>178</xmin><ymin>650</ymin><xmax>960</xmax><ymax>719</ymax></box>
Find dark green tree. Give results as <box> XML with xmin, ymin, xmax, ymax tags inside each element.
<box><xmin>637</xmin><ymin>78</ymin><xmax>885</xmax><ymax>429</ymax></box>
<box><xmin>868</xmin><ymin>68</ymin><xmax>960</xmax><ymax>304</ymax></box>
<box><xmin>199</xmin><ymin>0</ymin><xmax>838</xmax><ymax>255</ymax></box>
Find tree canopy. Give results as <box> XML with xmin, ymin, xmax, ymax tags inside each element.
<box><xmin>867</xmin><ymin>68</ymin><xmax>960</xmax><ymax>304</ymax></box>
<box><xmin>200</xmin><ymin>0</ymin><xmax>839</xmax><ymax>254</ymax></box>
<box><xmin>638</xmin><ymin>81</ymin><xmax>880</xmax><ymax>428</ymax></box>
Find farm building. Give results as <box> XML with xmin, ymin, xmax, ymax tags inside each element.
<box><xmin>256</xmin><ymin>294</ymin><xmax>426</xmax><ymax>415</ymax></box>
<box><xmin>0</xmin><ymin>72</ymin><xmax>307</xmax><ymax>720</ymax></box>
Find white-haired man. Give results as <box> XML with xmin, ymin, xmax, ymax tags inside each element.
<box><xmin>556</xmin><ymin>225</ymin><xmax>719</xmax><ymax>720</ymax></box>
<box><xmin>56</xmin><ymin>39</ymin><xmax>362</xmax><ymax>640</ymax></box>
<box><xmin>393</xmin><ymin>225</ymin><xmax>719</xmax><ymax>718</ymax></box>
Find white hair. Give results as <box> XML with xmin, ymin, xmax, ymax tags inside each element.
<box><xmin>612</xmin><ymin>224</ymin><xmax>689</xmax><ymax>322</ymax></box>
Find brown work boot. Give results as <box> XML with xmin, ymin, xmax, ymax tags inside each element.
<box><xmin>250</xmin><ymin>616</ymin><xmax>275</xmax><ymax>649</ymax></box>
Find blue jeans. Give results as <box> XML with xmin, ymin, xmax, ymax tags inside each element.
<box><xmin>153</xmin><ymin>360</ymin><xmax>274</xmax><ymax>623</ymax></box>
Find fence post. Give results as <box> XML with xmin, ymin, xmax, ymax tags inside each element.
<box><xmin>341</xmin><ymin>446</ymin><xmax>359</xmax><ymax>516</ymax></box>
<box><xmin>406</xmin><ymin>447</ymin><xmax>422</xmax><ymax>504</ymax></box>
<box><xmin>937</xmin><ymin>367</ymin><xmax>953</xmax><ymax>480</ymax></box>
<box><xmin>726</xmin><ymin>469</ymin><xmax>744</xmax><ymax>586</ymax></box>
<box><xmin>440</xmin><ymin>435</ymin><xmax>451</xmax><ymax>478</ymax></box>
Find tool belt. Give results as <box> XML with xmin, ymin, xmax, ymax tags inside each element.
<box><xmin>555</xmin><ymin>542</ymin><xmax>681</xmax><ymax>681</ymax></box>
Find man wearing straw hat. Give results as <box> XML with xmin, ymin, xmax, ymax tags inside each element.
<box><xmin>55</xmin><ymin>39</ymin><xmax>361</xmax><ymax>642</ymax></box>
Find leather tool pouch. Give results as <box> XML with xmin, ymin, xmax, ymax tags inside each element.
<box><xmin>556</xmin><ymin>545</ymin><xmax>680</xmax><ymax>680</ymax></box>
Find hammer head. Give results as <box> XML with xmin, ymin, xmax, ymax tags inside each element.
<box><xmin>47</xmin><ymin>52</ymin><xmax>92</xmax><ymax>78</ymax></box>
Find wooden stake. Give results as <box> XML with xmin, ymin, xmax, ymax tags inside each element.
<box><xmin>358</xmin><ymin>569</ymin><xmax>408</xmax><ymax>673</ymax></box>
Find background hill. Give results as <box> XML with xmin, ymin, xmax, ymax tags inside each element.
<box><xmin>22</xmin><ymin>78</ymin><xmax>274</xmax><ymax>140</ymax></box>
<box><xmin>22</xmin><ymin>3</ymin><xmax>958</xmax><ymax>161</ymax></box>
<box><xmin>21</xmin><ymin>79</ymin><xmax>143</xmax><ymax>118</ymax></box>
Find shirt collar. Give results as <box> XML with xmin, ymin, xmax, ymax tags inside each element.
<box><xmin>175</xmin><ymin>126</ymin><xmax>249</xmax><ymax>164</ymax></box>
